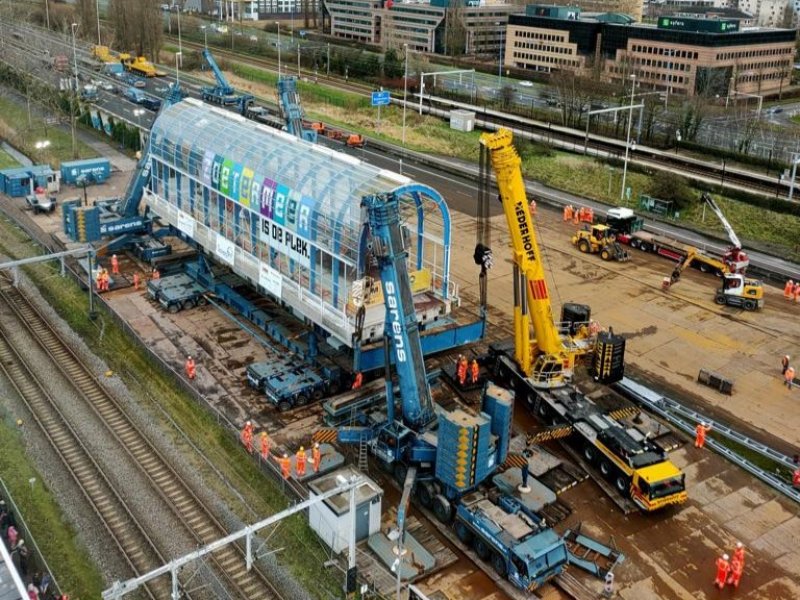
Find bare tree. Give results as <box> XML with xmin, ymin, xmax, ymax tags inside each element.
<box><xmin>443</xmin><ymin>3</ymin><xmax>467</xmax><ymax>56</ymax></box>
<box><xmin>108</xmin><ymin>0</ymin><xmax>161</xmax><ymax>58</ymax></box>
<box><xmin>76</xmin><ymin>0</ymin><xmax>97</xmax><ymax>43</ymax></box>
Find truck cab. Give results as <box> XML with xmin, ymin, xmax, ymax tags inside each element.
<box><xmin>631</xmin><ymin>463</ymin><xmax>688</xmax><ymax>511</ymax></box>
<box><xmin>715</xmin><ymin>273</ymin><xmax>764</xmax><ymax>311</ymax></box>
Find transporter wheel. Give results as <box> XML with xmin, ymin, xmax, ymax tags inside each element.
<box><xmin>197</xmin><ymin>296</ymin><xmax>208</xmax><ymax>306</ymax></box>
<box><xmin>639</xmin><ymin>242</ymin><xmax>651</xmax><ymax>253</ymax></box>
<box><xmin>616</xmin><ymin>475</ymin><xmax>631</xmax><ymax>494</ymax></box>
<box><xmin>168</xmin><ymin>303</ymin><xmax>180</xmax><ymax>314</ymax></box>
<box><xmin>600</xmin><ymin>460</ymin><xmax>612</xmax><ymax>478</ymax></box>
<box><xmin>492</xmin><ymin>553</ymin><xmax>507</xmax><ymax>577</ymax></box>
<box><xmin>277</xmin><ymin>400</ymin><xmax>292</xmax><ymax>412</ymax></box>
<box><xmin>433</xmin><ymin>494</ymin><xmax>454</xmax><ymax>524</ymax></box>
<box><xmin>584</xmin><ymin>445</ymin><xmax>597</xmax><ymax>464</ymax></box>
<box><xmin>629</xmin><ymin>239</ymin><xmax>641</xmax><ymax>250</ymax></box>
<box><xmin>474</xmin><ymin>538</ymin><xmax>491</xmax><ymax>561</ymax></box>
<box><xmin>311</xmin><ymin>389</ymin><xmax>324</xmax><ymax>402</ymax></box>
<box><xmin>698</xmin><ymin>262</ymin><xmax>710</xmax><ymax>273</ymax></box>
<box><xmin>744</xmin><ymin>299</ymin><xmax>756</xmax><ymax>311</ymax></box>
<box><xmin>578</xmin><ymin>239</ymin><xmax>591</xmax><ymax>253</ymax></box>
<box><xmin>454</xmin><ymin>521</ymin><xmax>473</xmax><ymax>544</ymax></box>
<box><xmin>295</xmin><ymin>394</ymin><xmax>309</xmax><ymax>407</ymax></box>
<box><xmin>714</xmin><ymin>294</ymin><xmax>727</xmax><ymax>306</ymax></box>
<box><xmin>183</xmin><ymin>299</ymin><xmax>196</xmax><ymax>310</ymax></box>
<box><xmin>416</xmin><ymin>481</ymin><xmax>435</xmax><ymax>509</ymax></box>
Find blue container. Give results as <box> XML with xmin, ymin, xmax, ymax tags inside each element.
<box><xmin>60</xmin><ymin>158</ymin><xmax>111</xmax><ymax>185</ymax></box>
<box><xmin>0</xmin><ymin>167</ymin><xmax>33</xmax><ymax>197</ymax></box>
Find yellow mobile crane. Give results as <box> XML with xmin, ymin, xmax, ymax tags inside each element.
<box><xmin>480</xmin><ymin>129</ymin><xmax>687</xmax><ymax>512</ymax></box>
<box><xmin>480</xmin><ymin>129</ymin><xmax>589</xmax><ymax>388</ymax></box>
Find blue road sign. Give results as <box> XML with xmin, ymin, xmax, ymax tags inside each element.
<box><xmin>371</xmin><ymin>90</ymin><xmax>391</xmax><ymax>106</ymax></box>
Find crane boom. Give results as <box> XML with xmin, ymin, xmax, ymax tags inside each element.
<box><xmin>277</xmin><ymin>78</ymin><xmax>318</xmax><ymax>143</ymax></box>
<box><xmin>201</xmin><ymin>48</ymin><xmax>234</xmax><ymax>95</ymax></box>
<box><xmin>363</xmin><ymin>193</ymin><xmax>435</xmax><ymax>429</ymax></box>
<box><xmin>480</xmin><ymin>129</ymin><xmax>575</xmax><ymax>388</ymax></box>
<box><xmin>701</xmin><ymin>193</ymin><xmax>741</xmax><ymax>250</ymax></box>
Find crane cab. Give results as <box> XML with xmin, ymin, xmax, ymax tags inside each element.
<box><xmin>715</xmin><ymin>273</ymin><xmax>763</xmax><ymax>311</ymax></box>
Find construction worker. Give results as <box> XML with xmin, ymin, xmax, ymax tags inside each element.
<box><xmin>275</xmin><ymin>453</ymin><xmax>291</xmax><ymax>479</ymax></box>
<box><xmin>714</xmin><ymin>553</ymin><xmax>730</xmax><ymax>589</ymax></box>
<box><xmin>785</xmin><ymin>366</ymin><xmax>795</xmax><ymax>389</ymax></box>
<box><xmin>782</xmin><ymin>355</ymin><xmax>791</xmax><ymax>375</ymax></box>
<box><xmin>111</xmin><ymin>254</ymin><xmax>119</xmax><ymax>275</ymax></box>
<box><xmin>572</xmin><ymin>207</ymin><xmax>580</xmax><ymax>225</ymax></box>
<box><xmin>732</xmin><ymin>541</ymin><xmax>745</xmax><ymax>569</ymax></box>
<box><xmin>529</xmin><ymin>199</ymin><xmax>537</xmax><ymax>215</ymax></box>
<box><xmin>100</xmin><ymin>268</ymin><xmax>110</xmax><ymax>291</ymax></box>
<box><xmin>351</xmin><ymin>371</ymin><xmax>363</xmax><ymax>390</ymax></box>
<box><xmin>457</xmin><ymin>356</ymin><xmax>467</xmax><ymax>386</ymax></box>
<box><xmin>793</xmin><ymin>466</ymin><xmax>800</xmax><ymax>488</ymax></box>
<box><xmin>312</xmin><ymin>442</ymin><xmax>322</xmax><ymax>472</ymax></box>
<box><xmin>133</xmin><ymin>271</ymin><xmax>140</xmax><ymax>291</ymax></box>
<box><xmin>296</xmin><ymin>446</ymin><xmax>307</xmax><ymax>477</ymax></box>
<box><xmin>241</xmin><ymin>421</ymin><xmax>254</xmax><ymax>453</ymax></box>
<box><xmin>152</xmin><ymin>267</ymin><xmax>160</xmax><ymax>281</ymax></box>
<box><xmin>784</xmin><ymin>279</ymin><xmax>794</xmax><ymax>299</ymax></box>
<box><xmin>795</xmin><ymin>281</ymin><xmax>800</xmax><ymax>303</ymax></box>
<box><xmin>695</xmin><ymin>422</ymin><xmax>712</xmax><ymax>448</ymax></box>
<box><xmin>95</xmin><ymin>269</ymin><xmax>103</xmax><ymax>291</ymax></box>
<box><xmin>563</xmin><ymin>204</ymin><xmax>573</xmax><ymax>222</ymax></box>
<box><xmin>185</xmin><ymin>356</ymin><xmax>196</xmax><ymax>380</ymax></box>
<box><xmin>260</xmin><ymin>432</ymin><xmax>271</xmax><ymax>461</ymax></box>
<box><xmin>727</xmin><ymin>555</ymin><xmax>743</xmax><ymax>589</ymax></box>
<box><xmin>470</xmin><ymin>359</ymin><xmax>479</xmax><ymax>384</ymax></box>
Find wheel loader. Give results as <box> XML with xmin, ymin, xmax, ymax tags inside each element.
<box><xmin>572</xmin><ymin>224</ymin><xmax>630</xmax><ymax>262</ymax></box>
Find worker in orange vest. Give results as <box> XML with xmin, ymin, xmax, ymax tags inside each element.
<box><xmin>296</xmin><ymin>446</ymin><xmax>307</xmax><ymax>477</ymax></box>
<box><xmin>101</xmin><ymin>268</ymin><xmax>110</xmax><ymax>291</ymax></box>
<box><xmin>185</xmin><ymin>356</ymin><xmax>196</xmax><ymax>380</ymax></box>
<box><xmin>470</xmin><ymin>359</ymin><xmax>479</xmax><ymax>384</ymax></box>
<box><xmin>695</xmin><ymin>422</ymin><xmax>712</xmax><ymax>448</ymax></box>
<box><xmin>784</xmin><ymin>279</ymin><xmax>794</xmax><ymax>299</ymax></box>
<box><xmin>732</xmin><ymin>541</ymin><xmax>745</xmax><ymax>570</ymax></box>
<box><xmin>714</xmin><ymin>553</ymin><xmax>730</xmax><ymax>589</ymax></box>
<box><xmin>275</xmin><ymin>453</ymin><xmax>291</xmax><ymax>479</ymax></box>
<box><xmin>111</xmin><ymin>254</ymin><xmax>119</xmax><ymax>275</ymax></box>
<box><xmin>572</xmin><ymin>207</ymin><xmax>580</xmax><ymax>225</ymax></box>
<box><xmin>133</xmin><ymin>271</ymin><xmax>140</xmax><ymax>290</ymax></box>
<box><xmin>152</xmin><ymin>267</ymin><xmax>160</xmax><ymax>281</ymax></box>
<box><xmin>785</xmin><ymin>366</ymin><xmax>796</xmax><ymax>389</ymax></box>
<box><xmin>793</xmin><ymin>467</ymin><xmax>800</xmax><ymax>488</ymax></box>
<box><xmin>529</xmin><ymin>199</ymin><xmax>537</xmax><ymax>215</ymax></box>
<box><xmin>351</xmin><ymin>371</ymin><xmax>363</xmax><ymax>390</ymax></box>
<box><xmin>794</xmin><ymin>282</ymin><xmax>800</xmax><ymax>303</ymax></box>
<box><xmin>260</xmin><ymin>432</ymin><xmax>271</xmax><ymax>461</ymax></box>
<box><xmin>241</xmin><ymin>421</ymin><xmax>254</xmax><ymax>453</ymax></box>
<box><xmin>95</xmin><ymin>270</ymin><xmax>103</xmax><ymax>292</ymax></box>
<box><xmin>456</xmin><ymin>355</ymin><xmax>467</xmax><ymax>386</ymax></box>
<box><xmin>782</xmin><ymin>355</ymin><xmax>791</xmax><ymax>375</ymax></box>
<box><xmin>312</xmin><ymin>442</ymin><xmax>322</xmax><ymax>472</ymax></box>
<box><xmin>563</xmin><ymin>205</ymin><xmax>573</xmax><ymax>221</ymax></box>
<box><xmin>727</xmin><ymin>555</ymin><xmax>743</xmax><ymax>589</ymax></box>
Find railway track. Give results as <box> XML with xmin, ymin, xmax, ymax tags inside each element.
<box><xmin>0</xmin><ymin>278</ymin><xmax>281</xmax><ymax>600</ymax></box>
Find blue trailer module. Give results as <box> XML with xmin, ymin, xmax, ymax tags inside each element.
<box><xmin>0</xmin><ymin>165</ymin><xmax>59</xmax><ymax>197</ymax></box>
<box><xmin>61</xmin><ymin>158</ymin><xmax>111</xmax><ymax>185</ymax></box>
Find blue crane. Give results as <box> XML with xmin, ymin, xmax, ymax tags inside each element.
<box><xmin>200</xmin><ymin>48</ymin><xmax>254</xmax><ymax>114</ymax></box>
<box><xmin>277</xmin><ymin>77</ymin><xmax>317</xmax><ymax>143</ymax></box>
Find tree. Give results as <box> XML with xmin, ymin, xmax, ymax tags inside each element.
<box><xmin>499</xmin><ymin>85</ymin><xmax>515</xmax><ymax>109</ymax></box>
<box><xmin>443</xmin><ymin>3</ymin><xmax>466</xmax><ymax>56</ymax></box>
<box><xmin>76</xmin><ymin>0</ymin><xmax>97</xmax><ymax>43</ymax></box>
<box><xmin>108</xmin><ymin>0</ymin><xmax>161</xmax><ymax>58</ymax></box>
<box><xmin>383</xmin><ymin>49</ymin><xmax>403</xmax><ymax>79</ymax></box>
<box><xmin>648</xmin><ymin>171</ymin><xmax>693</xmax><ymax>210</ymax></box>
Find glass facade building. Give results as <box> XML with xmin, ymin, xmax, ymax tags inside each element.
<box><xmin>143</xmin><ymin>98</ymin><xmax>456</xmax><ymax>346</ymax></box>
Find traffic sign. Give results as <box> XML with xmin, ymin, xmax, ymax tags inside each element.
<box><xmin>371</xmin><ymin>90</ymin><xmax>391</xmax><ymax>106</ymax></box>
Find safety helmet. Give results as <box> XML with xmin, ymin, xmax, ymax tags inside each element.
<box><xmin>315</xmin><ymin>442</ymin><xmax>320</xmax><ymax>448</ymax></box>
<box><xmin>702</xmin><ymin>422</ymin><xmax>708</xmax><ymax>427</ymax></box>
<box><xmin>112</xmin><ymin>254</ymin><xmax>117</xmax><ymax>258</ymax></box>
<box><xmin>300</xmin><ymin>446</ymin><xmax>305</xmax><ymax>451</ymax></box>
<box><xmin>283</xmin><ymin>453</ymin><xmax>288</xmax><ymax>458</ymax></box>
<box><xmin>261</xmin><ymin>432</ymin><xmax>267</xmax><ymax>437</ymax></box>
<box><xmin>246</xmin><ymin>420</ymin><xmax>251</xmax><ymax>426</ymax></box>
<box><xmin>188</xmin><ymin>356</ymin><xmax>192</xmax><ymax>360</ymax></box>
<box><xmin>736</xmin><ymin>542</ymin><xmax>743</xmax><ymax>549</ymax></box>
<box><xmin>723</xmin><ymin>554</ymin><xmax>729</xmax><ymax>560</ymax></box>
<box><xmin>786</xmin><ymin>355</ymin><xmax>791</xmax><ymax>360</ymax></box>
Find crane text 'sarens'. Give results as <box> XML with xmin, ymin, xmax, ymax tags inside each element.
<box><xmin>384</xmin><ymin>281</ymin><xmax>407</xmax><ymax>363</ymax></box>
<box><xmin>514</xmin><ymin>201</ymin><xmax>537</xmax><ymax>263</ymax></box>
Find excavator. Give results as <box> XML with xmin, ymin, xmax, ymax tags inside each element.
<box><xmin>665</xmin><ymin>193</ymin><xmax>763</xmax><ymax>309</ymax></box>
<box><xmin>479</xmin><ymin>129</ymin><xmax>593</xmax><ymax>389</ymax></box>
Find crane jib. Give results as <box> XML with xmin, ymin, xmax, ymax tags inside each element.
<box><xmin>385</xmin><ymin>281</ymin><xmax>408</xmax><ymax>363</ymax></box>
<box><xmin>514</xmin><ymin>201</ymin><xmax>537</xmax><ymax>263</ymax></box>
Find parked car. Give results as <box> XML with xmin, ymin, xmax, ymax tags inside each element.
<box><xmin>518</xmin><ymin>80</ymin><xmax>534</xmax><ymax>87</ymax></box>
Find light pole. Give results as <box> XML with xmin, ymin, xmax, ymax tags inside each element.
<box><xmin>133</xmin><ymin>108</ymin><xmax>144</xmax><ymax>150</ymax></box>
<box><xmin>276</xmin><ymin>22</ymin><xmax>281</xmax><ymax>79</ymax></box>
<box><xmin>44</xmin><ymin>0</ymin><xmax>50</xmax><ymax>30</ymax></box>
<box><xmin>402</xmin><ymin>43</ymin><xmax>408</xmax><ymax>147</ymax></box>
<box><xmin>95</xmin><ymin>0</ymin><xmax>101</xmax><ymax>45</ymax></box>
<box><xmin>70</xmin><ymin>22</ymin><xmax>79</xmax><ymax>159</ymax></box>
<box><xmin>201</xmin><ymin>25</ymin><xmax>208</xmax><ymax>49</ymax></box>
<box><xmin>34</xmin><ymin>140</ymin><xmax>50</xmax><ymax>164</ymax></box>
<box><xmin>174</xmin><ymin>6</ymin><xmax>182</xmax><ymax>68</ymax></box>
<box><xmin>620</xmin><ymin>74</ymin><xmax>636</xmax><ymax>202</ymax></box>
<box><xmin>675</xmin><ymin>130</ymin><xmax>681</xmax><ymax>155</ymax></box>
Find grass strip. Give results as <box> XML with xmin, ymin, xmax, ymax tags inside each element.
<box><xmin>0</xmin><ymin>216</ymin><xmax>344</xmax><ymax>598</ymax></box>
<box><xmin>0</xmin><ymin>148</ymin><xmax>20</xmax><ymax>169</ymax></box>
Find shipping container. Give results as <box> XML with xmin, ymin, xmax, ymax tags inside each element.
<box><xmin>60</xmin><ymin>158</ymin><xmax>111</xmax><ymax>185</ymax></box>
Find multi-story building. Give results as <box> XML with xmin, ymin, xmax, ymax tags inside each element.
<box><xmin>506</xmin><ymin>9</ymin><xmax>795</xmax><ymax>96</ymax></box>
<box><xmin>322</xmin><ymin>0</ymin><xmax>520</xmax><ymax>55</ymax></box>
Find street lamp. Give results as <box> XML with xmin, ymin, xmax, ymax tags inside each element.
<box><xmin>95</xmin><ymin>0</ymin><xmax>101</xmax><ymax>45</ymax></box>
<box><xmin>70</xmin><ymin>22</ymin><xmax>79</xmax><ymax>159</ymax></box>
<box><xmin>44</xmin><ymin>0</ymin><xmax>50</xmax><ymax>30</ymax></box>
<box><xmin>675</xmin><ymin>130</ymin><xmax>681</xmax><ymax>155</ymax></box>
<box><xmin>402</xmin><ymin>43</ymin><xmax>408</xmax><ymax>148</ymax></box>
<box><xmin>70</xmin><ymin>22</ymin><xmax>79</xmax><ymax>93</ymax></box>
<box><xmin>620</xmin><ymin>74</ymin><xmax>636</xmax><ymax>202</ymax></box>
<box><xmin>133</xmin><ymin>109</ymin><xmax>145</xmax><ymax>151</ymax></box>
<box><xmin>34</xmin><ymin>140</ymin><xmax>50</xmax><ymax>164</ymax></box>
<box><xmin>201</xmin><ymin>25</ymin><xmax>208</xmax><ymax>49</ymax></box>
<box><xmin>173</xmin><ymin>6</ymin><xmax>182</xmax><ymax>69</ymax></box>
<box><xmin>276</xmin><ymin>21</ymin><xmax>281</xmax><ymax>79</ymax></box>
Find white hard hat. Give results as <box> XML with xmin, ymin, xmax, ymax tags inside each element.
<box><xmin>702</xmin><ymin>422</ymin><xmax>708</xmax><ymax>427</ymax></box>
<box><xmin>736</xmin><ymin>542</ymin><xmax>743</xmax><ymax>549</ymax></box>
<box><xmin>246</xmin><ymin>420</ymin><xmax>251</xmax><ymax>426</ymax></box>
<box><xmin>722</xmin><ymin>554</ymin><xmax>729</xmax><ymax>560</ymax></box>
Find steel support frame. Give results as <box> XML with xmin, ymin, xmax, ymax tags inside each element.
<box><xmin>102</xmin><ymin>476</ymin><xmax>364</xmax><ymax>600</ymax></box>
